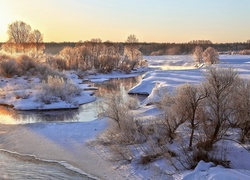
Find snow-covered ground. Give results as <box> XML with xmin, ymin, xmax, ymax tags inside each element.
<box><xmin>130</xmin><ymin>55</ymin><xmax>250</xmax><ymax>105</ymax></box>
<box><xmin>0</xmin><ymin>55</ymin><xmax>250</xmax><ymax>179</ymax></box>
<box><xmin>0</xmin><ymin>74</ymin><xmax>95</xmax><ymax>110</ymax></box>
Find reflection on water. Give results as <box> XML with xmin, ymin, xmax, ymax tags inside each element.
<box><xmin>0</xmin><ymin>76</ymin><xmax>146</xmax><ymax>124</ymax></box>
<box><xmin>0</xmin><ymin>150</ymin><xmax>94</xmax><ymax>180</ymax></box>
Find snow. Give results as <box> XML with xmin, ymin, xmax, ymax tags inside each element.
<box><xmin>130</xmin><ymin>55</ymin><xmax>250</xmax><ymax>105</ymax></box>
<box><xmin>90</xmin><ymin>78</ymin><xmax>109</xmax><ymax>83</ymax></box>
<box><xmin>129</xmin><ymin>55</ymin><xmax>204</xmax><ymax>96</ymax></box>
<box><xmin>1</xmin><ymin>55</ymin><xmax>250</xmax><ymax>179</ymax></box>
<box><xmin>86</xmin><ymin>68</ymin><xmax>147</xmax><ymax>81</ymax></box>
<box><xmin>181</xmin><ymin>160</ymin><xmax>250</xmax><ymax>180</ymax></box>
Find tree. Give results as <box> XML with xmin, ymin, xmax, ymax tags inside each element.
<box><xmin>5</xmin><ymin>21</ymin><xmax>44</xmax><ymax>54</ymax></box>
<box><xmin>199</xmin><ymin>67</ymin><xmax>238</xmax><ymax>149</ymax></box>
<box><xmin>122</xmin><ymin>34</ymin><xmax>142</xmax><ymax>72</ymax></box>
<box><xmin>174</xmin><ymin>84</ymin><xmax>208</xmax><ymax>148</ymax></box>
<box><xmin>202</xmin><ymin>47</ymin><xmax>219</xmax><ymax>64</ymax></box>
<box><xmin>8</xmin><ymin>21</ymin><xmax>31</xmax><ymax>43</ymax></box>
<box><xmin>59</xmin><ymin>46</ymin><xmax>77</xmax><ymax>69</ymax></box>
<box><xmin>126</xmin><ymin>34</ymin><xmax>138</xmax><ymax>43</ymax></box>
<box><xmin>90</xmin><ymin>38</ymin><xmax>102</xmax><ymax>43</ymax></box>
<box><xmin>193</xmin><ymin>46</ymin><xmax>203</xmax><ymax>65</ymax></box>
<box><xmin>233</xmin><ymin>79</ymin><xmax>250</xmax><ymax>142</ymax></box>
<box><xmin>29</xmin><ymin>29</ymin><xmax>44</xmax><ymax>54</ymax></box>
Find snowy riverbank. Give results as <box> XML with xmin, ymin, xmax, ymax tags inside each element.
<box><xmin>0</xmin><ymin>69</ymin><xmax>146</xmax><ymax>111</ymax></box>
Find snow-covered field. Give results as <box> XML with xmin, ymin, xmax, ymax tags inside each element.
<box><xmin>0</xmin><ymin>55</ymin><xmax>250</xmax><ymax>179</ymax></box>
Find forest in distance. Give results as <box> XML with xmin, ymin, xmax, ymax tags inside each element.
<box><xmin>5</xmin><ymin>40</ymin><xmax>250</xmax><ymax>56</ymax></box>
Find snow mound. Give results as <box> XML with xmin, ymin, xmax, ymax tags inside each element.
<box><xmin>183</xmin><ymin>160</ymin><xmax>250</xmax><ymax>180</ymax></box>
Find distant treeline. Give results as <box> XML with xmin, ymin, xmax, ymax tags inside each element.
<box><xmin>41</xmin><ymin>41</ymin><xmax>250</xmax><ymax>55</ymax></box>
<box><xmin>1</xmin><ymin>41</ymin><xmax>250</xmax><ymax>55</ymax></box>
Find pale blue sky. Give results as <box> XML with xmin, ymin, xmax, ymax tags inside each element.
<box><xmin>0</xmin><ymin>0</ymin><xmax>249</xmax><ymax>42</ymax></box>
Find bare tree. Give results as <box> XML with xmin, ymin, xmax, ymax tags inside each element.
<box><xmin>233</xmin><ymin>79</ymin><xmax>250</xmax><ymax>142</ymax></box>
<box><xmin>157</xmin><ymin>89</ymin><xmax>185</xmax><ymax>142</ymax></box>
<box><xmin>174</xmin><ymin>84</ymin><xmax>208</xmax><ymax>148</ymax></box>
<box><xmin>193</xmin><ymin>46</ymin><xmax>203</xmax><ymax>65</ymax></box>
<box><xmin>29</xmin><ymin>29</ymin><xmax>44</xmax><ymax>54</ymax></box>
<box><xmin>126</xmin><ymin>34</ymin><xmax>138</xmax><ymax>43</ymax></box>
<box><xmin>122</xmin><ymin>34</ymin><xmax>142</xmax><ymax>72</ymax></box>
<box><xmin>202</xmin><ymin>47</ymin><xmax>219</xmax><ymax>64</ymax></box>
<box><xmin>199</xmin><ymin>67</ymin><xmax>238</xmax><ymax>149</ymax></box>
<box><xmin>8</xmin><ymin>21</ymin><xmax>31</xmax><ymax>43</ymax></box>
<box><xmin>6</xmin><ymin>21</ymin><xmax>44</xmax><ymax>54</ymax></box>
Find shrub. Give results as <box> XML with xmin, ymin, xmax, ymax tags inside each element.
<box><xmin>35</xmin><ymin>64</ymin><xmax>65</xmax><ymax>81</ymax></box>
<box><xmin>46</xmin><ymin>55</ymin><xmax>67</xmax><ymax>70</ymax></box>
<box><xmin>17</xmin><ymin>55</ymin><xmax>36</xmax><ymax>75</ymax></box>
<box><xmin>0</xmin><ymin>53</ymin><xmax>11</xmax><ymax>61</ymax></box>
<box><xmin>43</xmin><ymin>75</ymin><xmax>81</xmax><ymax>102</ymax></box>
<box><xmin>0</xmin><ymin>59</ymin><xmax>19</xmax><ymax>77</ymax></box>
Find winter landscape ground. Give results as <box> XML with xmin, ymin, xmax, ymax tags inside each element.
<box><xmin>0</xmin><ymin>55</ymin><xmax>250</xmax><ymax>179</ymax></box>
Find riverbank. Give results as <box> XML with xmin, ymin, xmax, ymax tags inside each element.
<box><xmin>0</xmin><ymin>120</ymin><xmax>140</xmax><ymax>180</ymax></box>
<box><xmin>0</xmin><ymin>68</ymin><xmax>147</xmax><ymax>111</ymax></box>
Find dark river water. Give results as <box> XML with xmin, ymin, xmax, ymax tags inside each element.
<box><xmin>0</xmin><ymin>76</ymin><xmax>146</xmax><ymax>179</ymax></box>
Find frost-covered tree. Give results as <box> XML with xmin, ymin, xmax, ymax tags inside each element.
<box><xmin>59</xmin><ymin>46</ymin><xmax>77</xmax><ymax>70</ymax></box>
<box><xmin>199</xmin><ymin>67</ymin><xmax>238</xmax><ymax>149</ymax></box>
<box><xmin>6</xmin><ymin>21</ymin><xmax>44</xmax><ymax>54</ymax></box>
<box><xmin>8</xmin><ymin>21</ymin><xmax>31</xmax><ymax>43</ymax></box>
<box><xmin>233</xmin><ymin>79</ymin><xmax>250</xmax><ymax>142</ymax></box>
<box><xmin>202</xmin><ymin>47</ymin><xmax>219</xmax><ymax>64</ymax></box>
<box><xmin>29</xmin><ymin>29</ymin><xmax>44</xmax><ymax>54</ymax></box>
<box><xmin>174</xmin><ymin>84</ymin><xmax>208</xmax><ymax>148</ymax></box>
<box><xmin>122</xmin><ymin>34</ymin><xmax>142</xmax><ymax>72</ymax></box>
<box><xmin>193</xmin><ymin>46</ymin><xmax>203</xmax><ymax>65</ymax></box>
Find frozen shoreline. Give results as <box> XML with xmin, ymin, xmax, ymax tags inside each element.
<box><xmin>0</xmin><ymin>149</ymin><xmax>97</xmax><ymax>180</ymax></box>
<box><xmin>0</xmin><ymin>120</ymin><xmax>139</xmax><ymax>180</ymax></box>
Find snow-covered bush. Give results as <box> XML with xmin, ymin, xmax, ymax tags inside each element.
<box><xmin>34</xmin><ymin>75</ymin><xmax>81</xmax><ymax>104</ymax></box>
<box><xmin>202</xmin><ymin>47</ymin><xmax>219</xmax><ymax>64</ymax></box>
<box><xmin>15</xmin><ymin>90</ymin><xmax>30</xmax><ymax>99</ymax></box>
<box><xmin>42</xmin><ymin>75</ymin><xmax>81</xmax><ymax>102</ymax></box>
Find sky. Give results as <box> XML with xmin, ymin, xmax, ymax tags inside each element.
<box><xmin>0</xmin><ymin>0</ymin><xmax>249</xmax><ymax>43</ymax></box>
